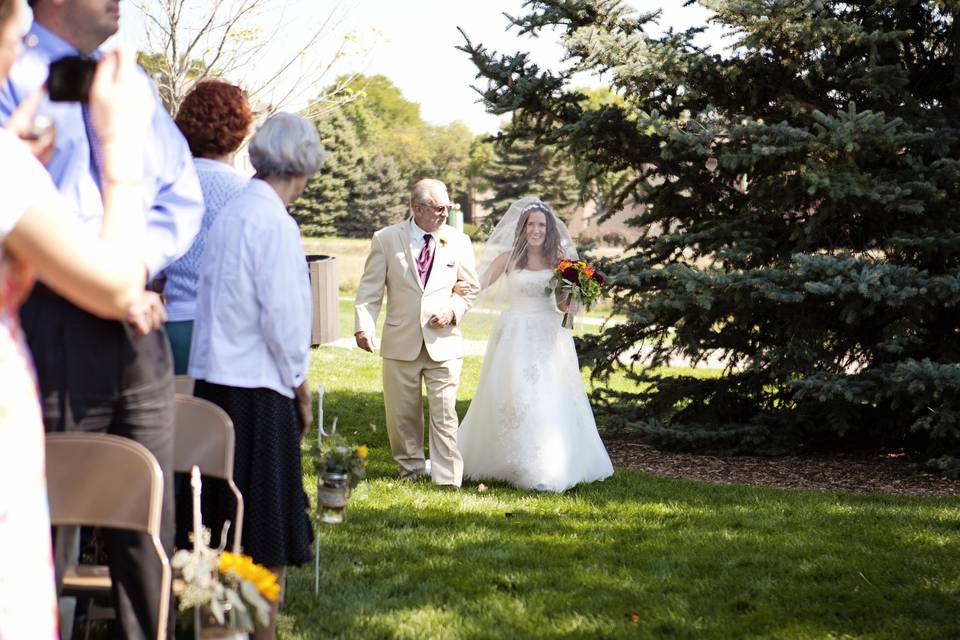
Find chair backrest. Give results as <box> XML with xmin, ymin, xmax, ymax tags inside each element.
<box><xmin>46</xmin><ymin>433</ymin><xmax>163</xmax><ymax>536</ymax></box>
<box><xmin>45</xmin><ymin>433</ymin><xmax>171</xmax><ymax>640</ymax></box>
<box><xmin>174</xmin><ymin>394</ymin><xmax>244</xmax><ymax>552</ymax></box>
<box><xmin>173</xmin><ymin>395</ymin><xmax>235</xmax><ymax>479</ymax></box>
<box><xmin>174</xmin><ymin>375</ymin><xmax>195</xmax><ymax>396</ymax></box>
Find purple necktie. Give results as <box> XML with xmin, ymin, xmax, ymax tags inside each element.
<box><xmin>416</xmin><ymin>233</ymin><xmax>435</xmax><ymax>286</ymax></box>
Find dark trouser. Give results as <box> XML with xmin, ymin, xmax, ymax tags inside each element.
<box><xmin>21</xmin><ymin>285</ymin><xmax>175</xmax><ymax>640</ymax></box>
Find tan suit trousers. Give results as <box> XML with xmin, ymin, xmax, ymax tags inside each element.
<box><xmin>382</xmin><ymin>343</ymin><xmax>463</xmax><ymax>486</ymax></box>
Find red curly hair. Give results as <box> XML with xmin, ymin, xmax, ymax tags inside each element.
<box><xmin>175</xmin><ymin>80</ymin><xmax>252</xmax><ymax>158</ymax></box>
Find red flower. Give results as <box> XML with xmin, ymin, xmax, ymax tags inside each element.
<box><xmin>562</xmin><ymin>266</ymin><xmax>580</xmax><ymax>283</ymax></box>
<box><xmin>592</xmin><ymin>271</ymin><xmax>605</xmax><ymax>285</ymax></box>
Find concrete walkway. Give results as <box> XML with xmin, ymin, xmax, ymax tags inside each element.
<box><xmin>326</xmin><ymin>333</ymin><xmax>726</xmax><ymax>368</ymax></box>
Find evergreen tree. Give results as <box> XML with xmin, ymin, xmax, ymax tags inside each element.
<box><xmin>337</xmin><ymin>154</ymin><xmax>409</xmax><ymax>238</ymax></box>
<box><xmin>290</xmin><ymin>108</ymin><xmax>363</xmax><ymax>237</ymax></box>
<box><xmin>483</xmin><ymin>127</ymin><xmax>581</xmax><ymax>226</ymax></box>
<box><xmin>462</xmin><ymin>1</ymin><xmax>960</xmax><ymax>465</ymax></box>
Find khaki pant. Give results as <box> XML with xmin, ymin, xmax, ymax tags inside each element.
<box><xmin>382</xmin><ymin>343</ymin><xmax>463</xmax><ymax>486</ymax></box>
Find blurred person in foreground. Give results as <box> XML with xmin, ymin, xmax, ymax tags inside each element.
<box><xmin>188</xmin><ymin>112</ymin><xmax>324</xmax><ymax>640</ymax></box>
<box><xmin>0</xmin><ymin>0</ymin><xmax>204</xmax><ymax>637</ymax></box>
<box><xmin>0</xmin><ymin>0</ymin><xmax>157</xmax><ymax>635</ymax></box>
<box><xmin>163</xmin><ymin>80</ymin><xmax>252</xmax><ymax>374</ymax></box>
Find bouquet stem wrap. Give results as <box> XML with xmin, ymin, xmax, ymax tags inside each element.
<box><xmin>561</xmin><ymin>296</ymin><xmax>579</xmax><ymax>329</ymax></box>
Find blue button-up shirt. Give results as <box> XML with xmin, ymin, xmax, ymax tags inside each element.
<box><xmin>0</xmin><ymin>23</ymin><xmax>203</xmax><ymax>279</ymax></box>
<box><xmin>188</xmin><ymin>179</ymin><xmax>311</xmax><ymax>398</ymax></box>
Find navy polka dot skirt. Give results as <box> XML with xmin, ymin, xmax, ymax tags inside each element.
<box><xmin>192</xmin><ymin>380</ymin><xmax>313</xmax><ymax>567</ymax></box>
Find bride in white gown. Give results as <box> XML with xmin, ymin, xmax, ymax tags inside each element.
<box><xmin>458</xmin><ymin>197</ymin><xmax>613</xmax><ymax>492</ymax></box>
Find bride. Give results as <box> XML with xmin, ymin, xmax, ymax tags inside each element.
<box><xmin>457</xmin><ymin>197</ymin><xmax>613</xmax><ymax>492</ymax></box>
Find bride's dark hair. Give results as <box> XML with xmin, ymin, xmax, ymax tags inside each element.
<box><xmin>510</xmin><ymin>202</ymin><xmax>562</xmax><ymax>270</ymax></box>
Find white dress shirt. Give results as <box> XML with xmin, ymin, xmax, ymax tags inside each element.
<box><xmin>409</xmin><ymin>218</ymin><xmax>437</xmax><ymax>261</ymax></box>
<box><xmin>188</xmin><ymin>179</ymin><xmax>312</xmax><ymax>398</ymax></box>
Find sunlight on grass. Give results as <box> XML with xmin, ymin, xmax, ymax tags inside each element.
<box><xmin>285</xmin><ymin>346</ymin><xmax>960</xmax><ymax>640</ymax></box>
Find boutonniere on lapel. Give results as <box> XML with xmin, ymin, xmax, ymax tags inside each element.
<box><xmin>437</xmin><ymin>231</ymin><xmax>449</xmax><ymax>248</ymax></box>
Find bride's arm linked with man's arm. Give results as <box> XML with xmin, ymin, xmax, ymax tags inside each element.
<box><xmin>453</xmin><ymin>251</ymin><xmax>509</xmax><ymax>296</ymax></box>
<box><xmin>445</xmin><ymin>232</ymin><xmax>480</xmax><ymax>324</ymax></box>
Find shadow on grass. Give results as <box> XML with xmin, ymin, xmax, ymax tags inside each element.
<box><xmin>290</xmin><ymin>391</ymin><xmax>960</xmax><ymax>640</ymax></box>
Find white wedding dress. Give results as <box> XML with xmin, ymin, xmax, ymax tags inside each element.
<box><xmin>459</xmin><ymin>268</ymin><xmax>614</xmax><ymax>492</ymax></box>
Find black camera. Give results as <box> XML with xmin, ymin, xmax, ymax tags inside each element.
<box><xmin>47</xmin><ymin>55</ymin><xmax>97</xmax><ymax>103</ymax></box>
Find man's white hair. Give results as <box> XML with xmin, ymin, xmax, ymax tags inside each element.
<box><xmin>410</xmin><ymin>178</ymin><xmax>448</xmax><ymax>204</ymax></box>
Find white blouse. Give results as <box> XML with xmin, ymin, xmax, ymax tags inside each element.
<box><xmin>188</xmin><ymin>179</ymin><xmax>311</xmax><ymax>398</ymax></box>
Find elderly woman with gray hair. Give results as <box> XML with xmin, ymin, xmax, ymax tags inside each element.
<box><xmin>188</xmin><ymin>111</ymin><xmax>324</xmax><ymax>639</ymax></box>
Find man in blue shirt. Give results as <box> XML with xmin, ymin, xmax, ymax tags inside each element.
<box><xmin>0</xmin><ymin>1</ymin><xmax>203</xmax><ymax>638</ymax></box>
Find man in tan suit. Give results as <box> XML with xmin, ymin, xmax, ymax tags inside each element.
<box><xmin>355</xmin><ymin>179</ymin><xmax>480</xmax><ymax>487</ymax></box>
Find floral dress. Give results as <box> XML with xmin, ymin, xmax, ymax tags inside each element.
<box><xmin>0</xmin><ymin>129</ymin><xmax>59</xmax><ymax>639</ymax></box>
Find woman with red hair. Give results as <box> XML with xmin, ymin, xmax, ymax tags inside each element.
<box><xmin>163</xmin><ymin>80</ymin><xmax>253</xmax><ymax>373</ymax></box>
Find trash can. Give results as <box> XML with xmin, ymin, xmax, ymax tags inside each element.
<box><xmin>305</xmin><ymin>254</ymin><xmax>339</xmax><ymax>346</ymax></box>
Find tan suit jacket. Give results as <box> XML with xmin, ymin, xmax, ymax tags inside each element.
<box><xmin>354</xmin><ymin>221</ymin><xmax>480</xmax><ymax>361</ymax></box>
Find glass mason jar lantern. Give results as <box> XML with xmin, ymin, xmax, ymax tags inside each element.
<box><xmin>317</xmin><ymin>472</ymin><xmax>350</xmax><ymax>524</ymax></box>
<box><xmin>196</xmin><ymin>603</ymin><xmax>246</xmax><ymax>639</ymax></box>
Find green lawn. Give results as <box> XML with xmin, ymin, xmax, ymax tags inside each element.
<box><xmin>280</xmin><ymin>347</ymin><xmax>960</xmax><ymax>640</ymax></box>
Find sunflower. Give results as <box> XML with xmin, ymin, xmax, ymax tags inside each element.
<box><xmin>219</xmin><ymin>552</ymin><xmax>281</xmax><ymax>602</ymax></box>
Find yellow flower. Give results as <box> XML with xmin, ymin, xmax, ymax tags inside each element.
<box><xmin>219</xmin><ymin>551</ymin><xmax>281</xmax><ymax>602</ymax></box>
<box><xmin>356</xmin><ymin>444</ymin><xmax>369</xmax><ymax>459</ymax></box>
<box><xmin>438</xmin><ymin>232</ymin><xmax>448</xmax><ymax>247</ymax></box>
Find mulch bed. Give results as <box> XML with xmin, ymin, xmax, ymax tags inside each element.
<box><xmin>599</xmin><ymin>427</ymin><xmax>960</xmax><ymax>498</ymax></box>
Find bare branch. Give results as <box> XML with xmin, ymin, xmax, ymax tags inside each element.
<box><xmin>132</xmin><ymin>0</ymin><xmax>369</xmax><ymax>116</ymax></box>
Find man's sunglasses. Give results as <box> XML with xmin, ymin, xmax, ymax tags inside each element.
<box><xmin>419</xmin><ymin>202</ymin><xmax>453</xmax><ymax>214</ymax></box>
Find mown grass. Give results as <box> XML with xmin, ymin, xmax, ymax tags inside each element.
<box><xmin>280</xmin><ymin>346</ymin><xmax>960</xmax><ymax>640</ymax></box>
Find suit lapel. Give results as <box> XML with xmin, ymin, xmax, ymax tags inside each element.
<box><xmin>398</xmin><ymin>224</ymin><xmax>425</xmax><ymax>292</ymax></box>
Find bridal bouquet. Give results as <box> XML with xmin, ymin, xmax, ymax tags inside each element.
<box><xmin>545</xmin><ymin>259</ymin><xmax>605</xmax><ymax>328</ymax></box>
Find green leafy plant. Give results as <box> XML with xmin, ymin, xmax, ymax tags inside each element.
<box><xmin>306</xmin><ymin>435</ymin><xmax>368</xmax><ymax>489</ymax></box>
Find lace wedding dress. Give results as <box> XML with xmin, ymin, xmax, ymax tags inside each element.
<box><xmin>458</xmin><ymin>268</ymin><xmax>614</xmax><ymax>492</ymax></box>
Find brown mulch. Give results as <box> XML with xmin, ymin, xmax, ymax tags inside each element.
<box><xmin>599</xmin><ymin>427</ymin><xmax>960</xmax><ymax>498</ymax></box>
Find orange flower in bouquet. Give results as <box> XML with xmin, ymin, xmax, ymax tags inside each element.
<box><xmin>546</xmin><ymin>258</ymin><xmax>605</xmax><ymax>328</ymax></box>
